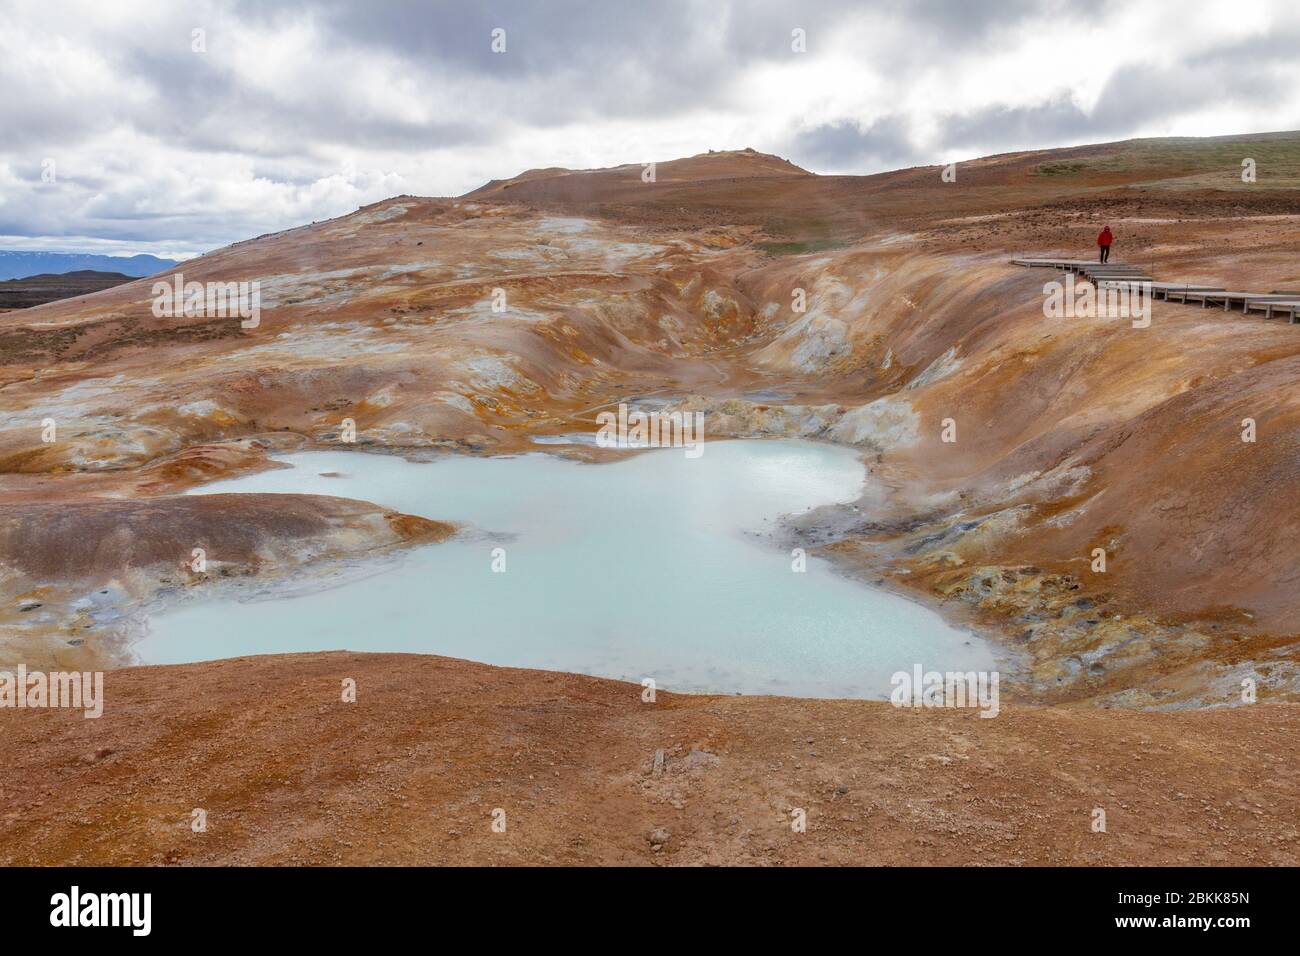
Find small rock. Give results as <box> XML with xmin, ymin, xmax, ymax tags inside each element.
<box><xmin>675</xmin><ymin>748</ymin><xmax>720</xmax><ymax>773</ymax></box>
<box><xmin>648</xmin><ymin>827</ymin><xmax>672</xmax><ymax>847</ymax></box>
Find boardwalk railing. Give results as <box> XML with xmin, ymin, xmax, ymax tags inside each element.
<box><xmin>1010</xmin><ymin>258</ymin><xmax>1300</xmax><ymax>323</ymax></box>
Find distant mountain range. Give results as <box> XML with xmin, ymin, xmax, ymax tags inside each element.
<box><xmin>0</xmin><ymin>250</ymin><xmax>179</xmax><ymax>281</ymax></box>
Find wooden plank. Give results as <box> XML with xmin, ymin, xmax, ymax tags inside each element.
<box><xmin>1245</xmin><ymin>298</ymin><xmax>1300</xmax><ymax>316</ymax></box>
<box><xmin>1238</xmin><ymin>295</ymin><xmax>1300</xmax><ymax>313</ymax></box>
<box><xmin>1149</xmin><ymin>284</ymin><xmax>1223</xmax><ymax>301</ymax></box>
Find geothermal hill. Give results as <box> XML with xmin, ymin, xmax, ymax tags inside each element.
<box><xmin>3</xmin><ymin>133</ymin><xmax>1300</xmax><ymax>864</ymax></box>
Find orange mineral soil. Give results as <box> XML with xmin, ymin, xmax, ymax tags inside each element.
<box><xmin>3</xmin><ymin>135</ymin><xmax>1300</xmax><ymax>864</ymax></box>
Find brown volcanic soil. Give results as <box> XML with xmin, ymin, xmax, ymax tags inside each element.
<box><xmin>1</xmin><ymin>652</ymin><xmax>1296</xmax><ymax>866</ymax></box>
<box><xmin>5</xmin><ymin>133</ymin><xmax>1300</xmax><ymax>864</ymax></box>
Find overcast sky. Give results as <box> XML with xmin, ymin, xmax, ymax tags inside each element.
<box><xmin>3</xmin><ymin>0</ymin><xmax>1299</xmax><ymax>259</ymax></box>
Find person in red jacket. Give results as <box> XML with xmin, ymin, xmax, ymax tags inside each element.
<box><xmin>1097</xmin><ymin>225</ymin><xmax>1114</xmax><ymax>263</ymax></box>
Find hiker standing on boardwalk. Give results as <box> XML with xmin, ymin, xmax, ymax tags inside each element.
<box><xmin>1097</xmin><ymin>224</ymin><xmax>1114</xmax><ymax>263</ymax></box>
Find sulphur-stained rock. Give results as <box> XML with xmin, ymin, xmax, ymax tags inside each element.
<box><xmin>383</xmin><ymin>511</ymin><xmax>455</xmax><ymax>543</ymax></box>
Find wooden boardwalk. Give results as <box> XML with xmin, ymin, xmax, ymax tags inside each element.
<box><xmin>1011</xmin><ymin>258</ymin><xmax>1300</xmax><ymax>322</ymax></box>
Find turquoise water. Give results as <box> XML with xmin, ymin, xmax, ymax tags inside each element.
<box><xmin>136</xmin><ymin>440</ymin><xmax>994</xmax><ymax>698</ymax></box>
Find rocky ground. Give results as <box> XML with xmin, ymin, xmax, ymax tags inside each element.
<box><xmin>2</xmin><ymin>652</ymin><xmax>1296</xmax><ymax>866</ymax></box>
<box><xmin>3</xmin><ymin>135</ymin><xmax>1300</xmax><ymax>864</ymax></box>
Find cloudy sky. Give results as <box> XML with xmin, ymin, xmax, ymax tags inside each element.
<box><xmin>3</xmin><ymin>0</ymin><xmax>1299</xmax><ymax>259</ymax></box>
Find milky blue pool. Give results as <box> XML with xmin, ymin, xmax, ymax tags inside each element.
<box><xmin>136</xmin><ymin>440</ymin><xmax>994</xmax><ymax>698</ymax></box>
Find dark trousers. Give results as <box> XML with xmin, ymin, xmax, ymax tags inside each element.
<box><xmin>1099</xmin><ymin>245</ymin><xmax>1111</xmax><ymax>263</ymax></box>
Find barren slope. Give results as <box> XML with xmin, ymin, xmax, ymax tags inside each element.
<box><xmin>1</xmin><ymin>653</ymin><xmax>1295</xmax><ymax>866</ymax></box>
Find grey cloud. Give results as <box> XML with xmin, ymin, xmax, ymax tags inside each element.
<box><xmin>237</xmin><ymin>0</ymin><xmax>834</xmax><ymax>125</ymax></box>
<box><xmin>934</xmin><ymin>28</ymin><xmax>1300</xmax><ymax>157</ymax></box>
<box><xmin>890</xmin><ymin>0</ymin><xmax>1073</xmax><ymax>40</ymax></box>
<box><xmin>1091</xmin><ymin>56</ymin><xmax>1298</xmax><ymax>133</ymax></box>
<box><xmin>787</xmin><ymin>116</ymin><xmax>921</xmax><ymax>173</ymax></box>
<box><xmin>231</xmin><ymin>0</ymin><xmax>1092</xmax><ymax>127</ymax></box>
<box><xmin>938</xmin><ymin>96</ymin><xmax>1092</xmax><ymax>153</ymax></box>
